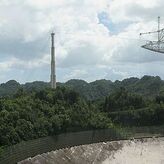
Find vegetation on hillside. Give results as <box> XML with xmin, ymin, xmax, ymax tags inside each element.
<box><xmin>0</xmin><ymin>87</ymin><xmax>112</xmax><ymax>148</ymax></box>
<box><xmin>1</xmin><ymin>75</ymin><xmax>164</xmax><ymax>150</ymax></box>
<box><xmin>100</xmin><ymin>88</ymin><xmax>164</xmax><ymax>127</ymax></box>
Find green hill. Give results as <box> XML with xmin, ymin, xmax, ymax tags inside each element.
<box><xmin>0</xmin><ymin>80</ymin><xmax>21</xmax><ymax>97</ymax></box>
<box><xmin>0</xmin><ymin>75</ymin><xmax>164</xmax><ymax>100</ymax></box>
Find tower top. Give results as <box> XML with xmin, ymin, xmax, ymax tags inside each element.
<box><xmin>51</xmin><ymin>32</ymin><xmax>55</xmax><ymax>48</ymax></box>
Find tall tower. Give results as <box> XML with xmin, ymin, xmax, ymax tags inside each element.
<box><xmin>50</xmin><ymin>32</ymin><xmax>56</xmax><ymax>89</ymax></box>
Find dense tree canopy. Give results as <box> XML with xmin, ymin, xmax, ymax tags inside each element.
<box><xmin>103</xmin><ymin>87</ymin><xmax>145</xmax><ymax>112</ymax></box>
<box><xmin>1</xmin><ymin>83</ymin><xmax>164</xmax><ymax>149</ymax></box>
<box><xmin>0</xmin><ymin>87</ymin><xmax>112</xmax><ymax>147</ymax></box>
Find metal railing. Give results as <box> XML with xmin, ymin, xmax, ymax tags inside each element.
<box><xmin>0</xmin><ymin>126</ymin><xmax>164</xmax><ymax>164</ymax></box>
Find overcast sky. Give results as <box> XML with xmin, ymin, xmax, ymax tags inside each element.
<box><xmin>1</xmin><ymin>0</ymin><xmax>164</xmax><ymax>83</ymax></box>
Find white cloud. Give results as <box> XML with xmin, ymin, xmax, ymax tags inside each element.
<box><xmin>0</xmin><ymin>54</ymin><xmax>49</xmax><ymax>71</ymax></box>
<box><xmin>0</xmin><ymin>0</ymin><xmax>164</xmax><ymax>83</ymax></box>
<box><xmin>109</xmin><ymin>0</ymin><xmax>162</xmax><ymax>23</ymax></box>
<box><xmin>63</xmin><ymin>69</ymin><xmax>88</xmax><ymax>80</ymax></box>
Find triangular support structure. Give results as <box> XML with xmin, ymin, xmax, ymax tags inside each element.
<box><xmin>140</xmin><ymin>17</ymin><xmax>164</xmax><ymax>53</ymax></box>
<box><xmin>141</xmin><ymin>40</ymin><xmax>164</xmax><ymax>53</ymax></box>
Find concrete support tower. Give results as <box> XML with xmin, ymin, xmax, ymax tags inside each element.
<box><xmin>50</xmin><ymin>32</ymin><xmax>56</xmax><ymax>89</ymax></box>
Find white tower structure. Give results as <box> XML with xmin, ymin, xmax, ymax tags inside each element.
<box><xmin>50</xmin><ymin>32</ymin><xmax>56</xmax><ymax>89</ymax></box>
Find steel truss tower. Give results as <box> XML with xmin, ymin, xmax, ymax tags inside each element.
<box><xmin>50</xmin><ymin>33</ymin><xmax>56</xmax><ymax>89</ymax></box>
